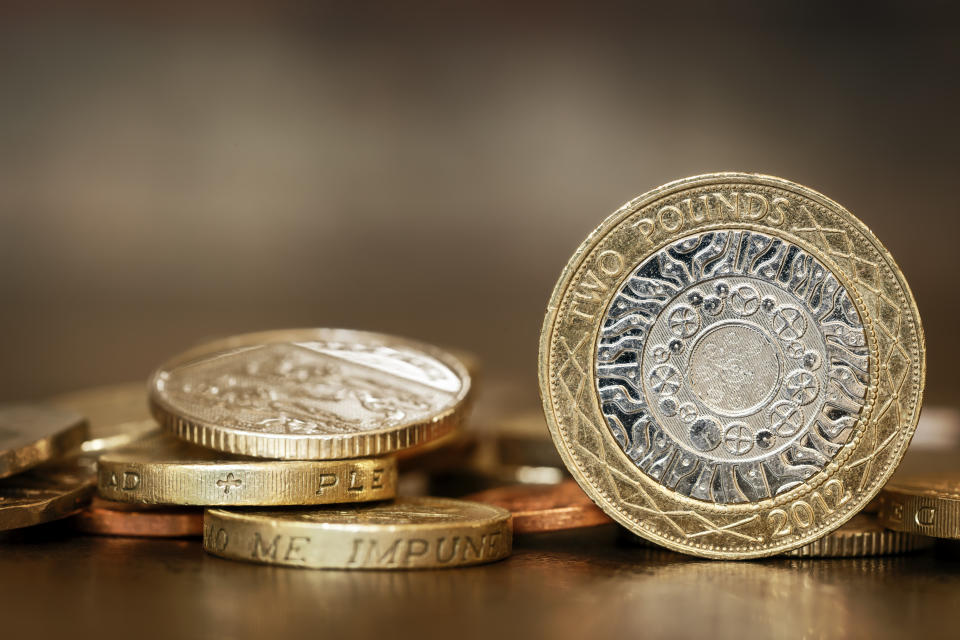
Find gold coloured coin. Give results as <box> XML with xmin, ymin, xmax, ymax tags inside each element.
<box><xmin>783</xmin><ymin>513</ymin><xmax>932</xmax><ymax>558</ymax></box>
<box><xmin>150</xmin><ymin>328</ymin><xmax>471</xmax><ymax>460</ymax></box>
<box><xmin>203</xmin><ymin>497</ymin><xmax>512</xmax><ymax>569</ymax></box>
<box><xmin>0</xmin><ymin>405</ymin><xmax>88</xmax><ymax>479</ymax></box>
<box><xmin>0</xmin><ymin>457</ymin><xmax>95</xmax><ymax>531</ymax></box>
<box><xmin>877</xmin><ymin>473</ymin><xmax>960</xmax><ymax>539</ymax></box>
<box><xmin>49</xmin><ymin>382</ymin><xmax>159</xmax><ymax>453</ymax></box>
<box><xmin>97</xmin><ymin>433</ymin><xmax>397</xmax><ymax>506</ymax></box>
<box><xmin>539</xmin><ymin>173</ymin><xmax>924</xmax><ymax>559</ymax></box>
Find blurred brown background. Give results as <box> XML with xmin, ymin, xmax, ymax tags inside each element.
<box><xmin>1</xmin><ymin>2</ymin><xmax>957</xmax><ymax>407</ymax></box>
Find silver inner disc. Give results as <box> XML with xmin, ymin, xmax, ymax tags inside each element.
<box><xmin>595</xmin><ymin>230</ymin><xmax>868</xmax><ymax>504</ymax></box>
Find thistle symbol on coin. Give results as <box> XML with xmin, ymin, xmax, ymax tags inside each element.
<box><xmin>217</xmin><ymin>473</ymin><xmax>242</xmax><ymax>494</ymax></box>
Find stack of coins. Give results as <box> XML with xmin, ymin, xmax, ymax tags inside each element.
<box><xmin>6</xmin><ymin>172</ymin><xmax>959</xmax><ymax>567</ymax></box>
<box><xmin>0</xmin><ymin>405</ymin><xmax>95</xmax><ymax>531</ymax></box>
<box><xmin>89</xmin><ymin>328</ymin><xmax>512</xmax><ymax>569</ymax></box>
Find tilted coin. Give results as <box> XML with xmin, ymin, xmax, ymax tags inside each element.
<box><xmin>539</xmin><ymin>173</ymin><xmax>925</xmax><ymax>559</ymax></box>
<box><xmin>465</xmin><ymin>479</ymin><xmax>613</xmax><ymax>534</ymax></box>
<box><xmin>0</xmin><ymin>405</ymin><xmax>88</xmax><ymax>479</ymax></box>
<box><xmin>783</xmin><ymin>513</ymin><xmax>932</xmax><ymax>558</ymax></box>
<box><xmin>0</xmin><ymin>457</ymin><xmax>95</xmax><ymax>531</ymax></box>
<box><xmin>97</xmin><ymin>433</ymin><xmax>397</xmax><ymax>506</ymax></box>
<box><xmin>203</xmin><ymin>497</ymin><xmax>512</xmax><ymax>569</ymax></box>
<box><xmin>49</xmin><ymin>382</ymin><xmax>158</xmax><ymax>453</ymax></box>
<box><xmin>73</xmin><ymin>496</ymin><xmax>202</xmax><ymax>538</ymax></box>
<box><xmin>150</xmin><ymin>328</ymin><xmax>471</xmax><ymax>459</ymax></box>
<box><xmin>877</xmin><ymin>473</ymin><xmax>960</xmax><ymax>539</ymax></box>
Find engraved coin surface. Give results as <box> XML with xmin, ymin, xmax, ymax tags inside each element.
<box><xmin>0</xmin><ymin>405</ymin><xmax>88</xmax><ymax>479</ymax></box>
<box><xmin>877</xmin><ymin>472</ymin><xmax>960</xmax><ymax>539</ymax></box>
<box><xmin>97</xmin><ymin>433</ymin><xmax>397</xmax><ymax>506</ymax></box>
<box><xmin>203</xmin><ymin>497</ymin><xmax>512</xmax><ymax>569</ymax></box>
<box><xmin>0</xmin><ymin>457</ymin><xmax>96</xmax><ymax>531</ymax></box>
<box><xmin>150</xmin><ymin>329</ymin><xmax>471</xmax><ymax>460</ymax></box>
<box><xmin>540</xmin><ymin>173</ymin><xmax>925</xmax><ymax>558</ymax></box>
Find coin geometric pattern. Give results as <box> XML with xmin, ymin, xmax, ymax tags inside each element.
<box><xmin>155</xmin><ymin>339</ymin><xmax>463</xmax><ymax>436</ymax></box>
<box><xmin>596</xmin><ymin>230</ymin><xmax>868</xmax><ymax>504</ymax></box>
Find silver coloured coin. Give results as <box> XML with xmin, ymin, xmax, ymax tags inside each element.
<box><xmin>596</xmin><ymin>230</ymin><xmax>868</xmax><ymax>504</ymax></box>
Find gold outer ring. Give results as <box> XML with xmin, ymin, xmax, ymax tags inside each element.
<box><xmin>97</xmin><ymin>441</ymin><xmax>397</xmax><ymax>506</ymax></box>
<box><xmin>0</xmin><ymin>457</ymin><xmax>95</xmax><ymax>531</ymax></box>
<box><xmin>877</xmin><ymin>474</ymin><xmax>960</xmax><ymax>539</ymax></box>
<box><xmin>203</xmin><ymin>497</ymin><xmax>512</xmax><ymax>570</ymax></box>
<box><xmin>149</xmin><ymin>328</ymin><xmax>472</xmax><ymax>460</ymax></box>
<box><xmin>0</xmin><ymin>405</ymin><xmax>89</xmax><ymax>479</ymax></box>
<box><xmin>623</xmin><ymin>513</ymin><xmax>933</xmax><ymax>558</ymax></box>
<box><xmin>783</xmin><ymin>514</ymin><xmax>932</xmax><ymax>557</ymax></box>
<box><xmin>539</xmin><ymin>173</ymin><xmax>925</xmax><ymax>559</ymax></box>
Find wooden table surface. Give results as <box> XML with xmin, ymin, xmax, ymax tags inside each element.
<box><xmin>2</xmin><ymin>518</ymin><xmax>958</xmax><ymax>640</ymax></box>
<box><xmin>3</xmin><ymin>446</ymin><xmax>959</xmax><ymax>640</ymax></box>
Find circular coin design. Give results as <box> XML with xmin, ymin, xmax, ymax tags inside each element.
<box><xmin>540</xmin><ymin>173</ymin><xmax>924</xmax><ymax>558</ymax></box>
<box><xmin>150</xmin><ymin>329</ymin><xmax>471</xmax><ymax>460</ymax></box>
<box><xmin>597</xmin><ymin>229</ymin><xmax>867</xmax><ymax>502</ymax></box>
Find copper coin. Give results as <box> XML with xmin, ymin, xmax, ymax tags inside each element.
<box><xmin>73</xmin><ymin>496</ymin><xmax>202</xmax><ymax>538</ymax></box>
<box><xmin>465</xmin><ymin>479</ymin><xmax>612</xmax><ymax>534</ymax></box>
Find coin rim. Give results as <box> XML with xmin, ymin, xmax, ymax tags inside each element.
<box><xmin>96</xmin><ymin>447</ymin><xmax>398</xmax><ymax>506</ymax></box>
<box><xmin>149</xmin><ymin>328</ymin><xmax>472</xmax><ymax>460</ymax></box>
<box><xmin>203</xmin><ymin>497</ymin><xmax>513</xmax><ymax>569</ymax></box>
<box><xmin>0</xmin><ymin>406</ymin><xmax>89</xmax><ymax>479</ymax></box>
<box><xmin>464</xmin><ymin>481</ymin><xmax>613</xmax><ymax>534</ymax></box>
<box><xmin>539</xmin><ymin>172</ymin><xmax>925</xmax><ymax>559</ymax></box>
<box><xmin>206</xmin><ymin>496</ymin><xmax>511</xmax><ymax>531</ymax></box>
<box><xmin>877</xmin><ymin>475</ymin><xmax>960</xmax><ymax>539</ymax></box>
<box><xmin>0</xmin><ymin>460</ymin><xmax>96</xmax><ymax>531</ymax></box>
<box><xmin>72</xmin><ymin>497</ymin><xmax>203</xmax><ymax>538</ymax></box>
<box><xmin>783</xmin><ymin>514</ymin><xmax>933</xmax><ymax>557</ymax></box>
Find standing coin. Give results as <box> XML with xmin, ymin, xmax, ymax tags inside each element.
<box><xmin>49</xmin><ymin>382</ymin><xmax>158</xmax><ymax>453</ymax></box>
<box><xmin>97</xmin><ymin>433</ymin><xmax>397</xmax><ymax>506</ymax></box>
<box><xmin>877</xmin><ymin>473</ymin><xmax>960</xmax><ymax>539</ymax></box>
<box><xmin>0</xmin><ymin>405</ymin><xmax>88</xmax><ymax>479</ymax></box>
<box><xmin>465</xmin><ymin>479</ymin><xmax>612</xmax><ymax>534</ymax></box>
<box><xmin>540</xmin><ymin>173</ymin><xmax>924</xmax><ymax>558</ymax></box>
<box><xmin>203</xmin><ymin>497</ymin><xmax>512</xmax><ymax>569</ymax></box>
<box><xmin>783</xmin><ymin>513</ymin><xmax>932</xmax><ymax>558</ymax></box>
<box><xmin>150</xmin><ymin>329</ymin><xmax>471</xmax><ymax>460</ymax></box>
<box><xmin>0</xmin><ymin>457</ymin><xmax>95</xmax><ymax>531</ymax></box>
<box><xmin>73</xmin><ymin>496</ymin><xmax>202</xmax><ymax>538</ymax></box>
